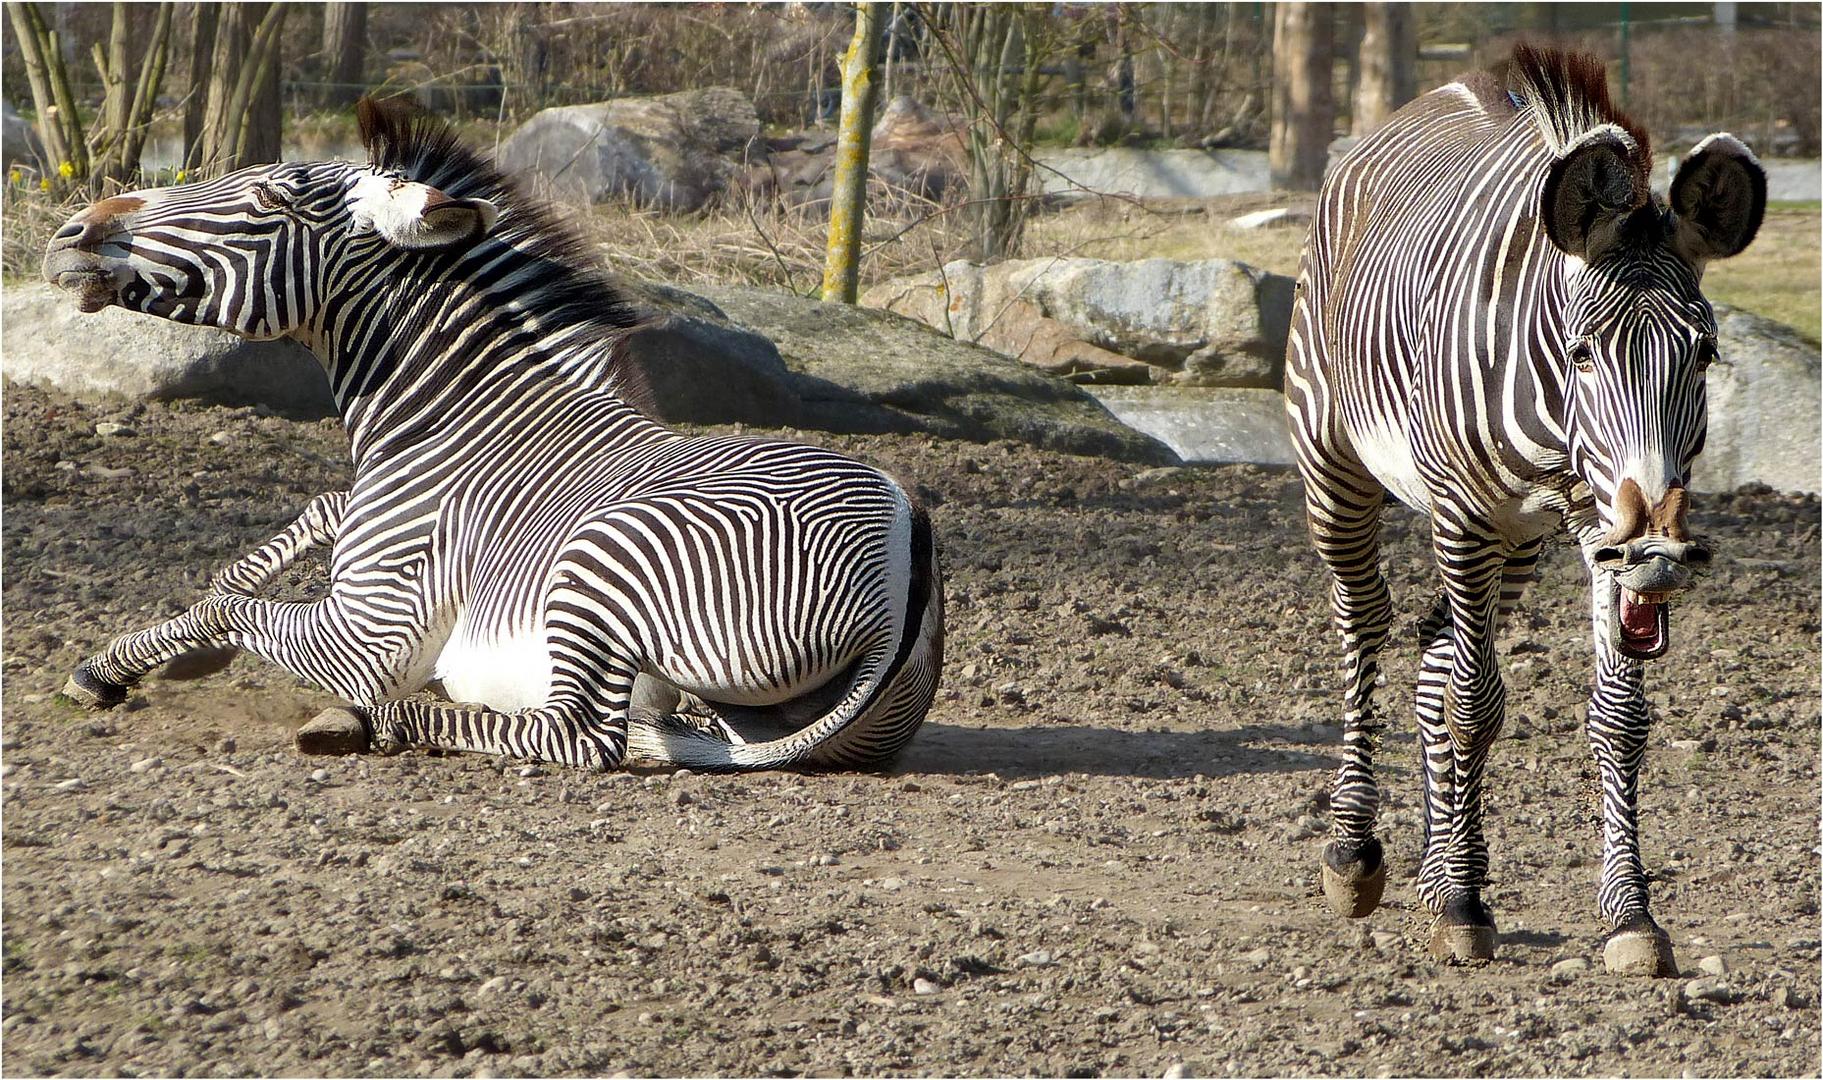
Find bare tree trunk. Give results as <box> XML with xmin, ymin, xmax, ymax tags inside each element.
<box><xmin>7</xmin><ymin>1</ymin><xmax>73</xmax><ymax>171</ymax></box>
<box><xmin>1269</xmin><ymin>1</ymin><xmax>1333</xmax><ymax>191</ymax></box>
<box><xmin>320</xmin><ymin>2</ymin><xmax>367</xmax><ymax>109</ymax></box>
<box><xmin>183</xmin><ymin>1</ymin><xmax>219</xmax><ymax>171</ymax></box>
<box><xmin>90</xmin><ymin>2</ymin><xmax>173</xmax><ymax>187</ymax></box>
<box><xmin>1352</xmin><ymin>2</ymin><xmax>1416</xmax><ymax>137</ymax></box>
<box><xmin>822</xmin><ymin>2</ymin><xmax>886</xmax><ymax>304</ymax></box>
<box><xmin>198</xmin><ymin>2</ymin><xmax>288</xmax><ymax>175</ymax></box>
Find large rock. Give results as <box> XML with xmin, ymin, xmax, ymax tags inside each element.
<box><xmin>1</xmin><ymin>283</ymin><xmax>333</xmax><ymax>414</ymax></box>
<box><xmin>1087</xmin><ymin>386</ymin><xmax>1296</xmax><ymax>466</ymax></box>
<box><xmin>864</xmin><ymin>256</ymin><xmax>1294</xmax><ymax>388</ymax></box>
<box><xmin>1700</xmin><ymin>304</ymin><xmax>1820</xmax><ymax>495</ymax></box>
<box><xmin>750</xmin><ymin>97</ymin><xmax>964</xmax><ymax>209</ymax></box>
<box><xmin>686</xmin><ymin>285</ymin><xmax>1176</xmax><ymax>465</ymax></box>
<box><xmin>497</xmin><ymin>88</ymin><xmax>763</xmax><ymax>212</ymax></box>
<box><xmin>1030</xmin><ymin>147</ymin><xmax>1269</xmax><ymax>200</ymax></box>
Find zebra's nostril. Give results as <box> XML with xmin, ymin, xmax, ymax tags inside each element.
<box><xmin>53</xmin><ymin>221</ymin><xmax>85</xmax><ymax>242</ymax></box>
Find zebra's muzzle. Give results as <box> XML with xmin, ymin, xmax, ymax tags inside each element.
<box><xmin>42</xmin><ymin>247</ymin><xmax>120</xmax><ymax>313</ymax></box>
<box><xmin>1596</xmin><ymin>544</ymin><xmax>1711</xmax><ymax>661</ymax></box>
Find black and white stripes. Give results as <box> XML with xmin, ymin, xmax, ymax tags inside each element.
<box><xmin>1284</xmin><ymin>46</ymin><xmax>1764</xmax><ymax>972</ymax></box>
<box><xmin>49</xmin><ymin>98</ymin><xmax>943</xmax><ymax>773</ymax></box>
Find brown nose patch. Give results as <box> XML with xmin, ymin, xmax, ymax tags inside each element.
<box><xmin>1605</xmin><ymin>478</ymin><xmax>1690</xmax><ymax>545</ymax></box>
<box><xmin>82</xmin><ymin>195</ymin><xmax>145</xmax><ymax>222</ymax></box>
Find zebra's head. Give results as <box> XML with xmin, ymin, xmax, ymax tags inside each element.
<box><xmin>1541</xmin><ymin>129</ymin><xmax>1765</xmax><ymax>659</ymax></box>
<box><xmin>43</xmin><ymin>121</ymin><xmax>498</xmax><ymax>339</ymax></box>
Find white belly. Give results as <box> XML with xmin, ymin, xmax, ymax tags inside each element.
<box><xmin>432</xmin><ymin>618</ymin><xmax>552</xmax><ymax>712</ymax></box>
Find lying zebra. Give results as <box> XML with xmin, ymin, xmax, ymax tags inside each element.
<box><xmin>44</xmin><ymin>99</ymin><xmax>943</xmax><ymax>772</ymax></box>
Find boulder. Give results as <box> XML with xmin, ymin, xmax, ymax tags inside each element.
<box><xmin>4</xmin><ymin>100</ymin><xmax>44</xmax><ymax>171</ymax></box>
<box><xmin>687</xmin><ymin>285</ymin><xmax>1177</xmax><ymax>465</ymax></box>
<box><xmin>751</xmin><ymin>97</ymin><xmax>964</xmax><ymax>208</ymax></box>
<box><xmin>1</xmin><ymin>282</ymin><xmax>333</xmax><ymax>415</ymax></box>
<box><xmin>1030</xmin><ymin>147</ymin><xmax>1269</xmax><ymax>200</ymax></box>
<box><xmin>1086</xmin><ymin>386</ymin><xmax>1296</xmax><ymax>466</ymax></box>
<box><xmin>497</xmin><ymin>88</ymin><xmax>763</xmax><ymax>212</ymax></box>
<box><xmin>1699</xmin><ymin>304</ymin><xmax>1821</xmax><ymax>495</ymax></box>
<box><xmin>863</xmin><ymin>256</ymin><xmax>1295</xmax><ymax>388</ymax></box>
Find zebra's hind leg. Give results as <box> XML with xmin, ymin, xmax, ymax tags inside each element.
<box><xmin>1297</xmin><ymin>461</ymin><xmax>1395</xmax><ymax>919</ymax></box>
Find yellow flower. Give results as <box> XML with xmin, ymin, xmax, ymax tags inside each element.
<box><xmin>39</xmin><ymin>178</ymin><xmax>51</xmax><ymax>192</ymax></box>
<box><xmin>7</xmin><ymin>169</ymin><xmax>19</xmax><ymax>185</ymax></box>
<box><xmin>175</xmin><ymin>169</ymin><xmax>187</xmax><ymax>183</ymax></box>
<box><xmin>57</xmin><ymin>160</ymin><xmax>74</xmax><ymax>179</ymax></box>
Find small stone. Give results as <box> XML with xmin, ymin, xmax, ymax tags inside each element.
<box><xmin>1682</xmin><ymin>977</ymin><xmax>1738</xmax><ymax>1005</ymax></box>
<box><xmin>1369</xmin><ymin>931</ymin><xmax>1401</xmax><ymax>951</ymax></box>
<box><xmin>814</xmin><ymin>853</ymin><xmax>839</xmax><ymax>866</ymax></box>
<box><xmin>216</xmin><ymin>736</ymin><xmax>236</xmax><ymax>753</ymax></box>
<box><xmin>877</xmin><ymin>876</ymin><xmax>906</xmax><ymax>892</ymax></box>
<box><xmin>94</xmin><ymin>422</ymin><xmax>136</xmax><ymax>437</ymax></box>
<box><xmin>1162</xmin><ymin>1064</ymin><xmax>1192</xmax><ymax>1080</ymax></box>
<box><xmin>52</xmin><ymin>778</ymin><xmax>86</xmax><ymax>792</ymax></box>
<box><xmin>1551</xmin><ymin>957</ymin><xmax>1590</xmax><ymax>975</ymax></box>
<box><xmin>129</xmin><ymin>756</ymin><xmax>162</xmax><ymax>774</ymax></box>
<box><xmin>1697</xmin><ymin>955</ymin><xmax>1728</xmax><ymax>977</ymax></box>
<box><xmin>82</xmin><ymin>464</ymin><xmax>135</xmax><ymax>480</ymax></box>
<box><xmin>912</xmin><ymin>977</ymin><xmax>941</xmax><ymax>995</ymax></box>
<box><xmin>1237</xmin><ymin>947</ymin><xmax>1271</xmax><ymax>969</ymax></box>
<box><xmin>207</xmin><ymin>431</ymin><xmax>235</xmax><ymax>446</ymax></box>
<box><xmin>1017</xmin><ymin>950</ymin><xmax>1055</xmax><ymax>968</ymax></box>
<box><xmin>477</xmin><ymin>976</ymin><xmax>508</xmax><ymax>995</ymax></box>
<box><xmin>670</xmin><ymin>788</ymin><xmax>694</xmax><ymax>807</ymax></box>
<box><xmin>516</xmin><ymin>764</ymin><xmax>542</xmax><ymax>778</ymax></box>
<box><xmin>308</xmin><ymin>768</ymin><xmax>330</xmax><ymax>784</ymax></box>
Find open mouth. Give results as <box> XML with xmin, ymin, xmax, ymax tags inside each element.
<box><xmin>1614</xmin><ymin>585</ymin><xmax>1670</xmax><ymax>660</ymax></box>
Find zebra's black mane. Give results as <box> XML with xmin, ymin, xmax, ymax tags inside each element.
<box><xmin>354</xmin><ymin>97</ymin><xmax>645</xmax><ymax>383</ymax></box>
<box><xmin>1501</xmin><ymin>44</ymin><xmax>1651</xmax><ymax>160</ymax></box>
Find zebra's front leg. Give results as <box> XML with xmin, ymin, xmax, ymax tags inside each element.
<box><xmin>63</xmin><ymin>591</ymin><xmax>423</xmax><ymax>713</ymax></box>
<box><xmin>210</xmin><ymin>490</ymin><xmax>348</xmax><ymax>596</ymax></box>
<box><xmin>152</xmin><ymin>491</ymin><xmax>353</xmax><ymax>683</ymax></box>
<box><xmin>1413</xmin><ymin>523</ymin><xmax>1511</xmax><ymax>963</ymax></box>
<box><xmin>1309</xmin><ymin>491</ymin><xmax>1395</xmax><ymax>919</ymax></box>
<box><xmin>1585</xmin><ymin>574</ymin><xmax>1677</xmax><ymax>976</ymax></box>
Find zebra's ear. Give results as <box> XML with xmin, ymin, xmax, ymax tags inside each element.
<box><xmin>359</xmin><ymin>180</ymin><xmax>499</xmax><ymax>252</ymax></box>
<box><xmin>1540</xmin><ymin>127</ymin><xmax>1649</xmax><ymax>261</ymax></box>
<box><xmin>1670</xmin><ymin>134</ymin><xmax>1765</xmax><ymax>263</ymax></box>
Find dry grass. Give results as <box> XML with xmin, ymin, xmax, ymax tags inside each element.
<box><xmin>2</xmin><ymin>188</ymin><xmax>92</xmax><ymax>282</ymax></box>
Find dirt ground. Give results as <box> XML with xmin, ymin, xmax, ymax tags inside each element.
<box><xmin>3</xmin><ymin>380</ymin><xmax>1818</xmax><ymax>1078</ymax></box>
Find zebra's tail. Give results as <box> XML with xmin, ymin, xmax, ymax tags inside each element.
<box><xmin>624</xmin><ymin>500</ymin><xmax>943</xmax><ymax>772</ymax></box>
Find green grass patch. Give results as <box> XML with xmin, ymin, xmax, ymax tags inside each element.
<box><xmin>1703</xmin><ymin>208</ymin><xmax>1820</xmax><ymax>345</ymax></box>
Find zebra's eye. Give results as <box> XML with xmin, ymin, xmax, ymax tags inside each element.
<box><xmin>1694</xmin><ymin>335</ymin><xmax>1718</xmax><ymax>372</ymax></box>
<box><xmin>1567</xmin><ymin>340</ymin><xmax>1596</xmax><ymax>374</ymax></box>
<box><xmin>250</xmin><ymin>181</ymin><xmax>286</xmax><ymax>211</ymax></box>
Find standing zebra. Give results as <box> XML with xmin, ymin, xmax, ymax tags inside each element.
<box><xmin>1285</xmin><ymin>47</ymin><xmax>1763</xmax><ymax>974</ymax></box>
<box><xmin>44</xmin><ymin>99</ymin><xmax>943</xmax><ymax>772</ymax></box>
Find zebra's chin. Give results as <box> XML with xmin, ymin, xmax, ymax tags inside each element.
<box><xmin>48</xmin><ymin>268</ymin><xmax>118</xmax><ymax>313</ymax></box>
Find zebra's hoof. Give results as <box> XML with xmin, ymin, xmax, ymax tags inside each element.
<box><xmin>1320</xmin><ymin>838</ymin><xmax>1386</xmax><ymax>918</ymax></box>
<box><xmin>1427</xmin><ymin>894</ymin><xmax>1498</xmax><ymax>963</ymax></box>
<box><xmin>296</xmin><ymin>707</ymin><xmax>372</xmax><ymax>756</ymax></box>
<box><xmin>61</xmin><ymin>666</ymin><xmax>128</xmax><ymax>711</ymax></box>
<box><xmin>1603</xmin><ymin>917</ymin><xmax>1677</xmax><ymax>977</ymax></box>
<box><xmin>156</xmin><ymin>645</ymin><xmax>241</xmax><ymax>681</ymax></box>
<box><xmin>1428</xmin><ymin>922</ymin><xmax>1498</xmax><ymax>963</ymax></box>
